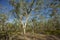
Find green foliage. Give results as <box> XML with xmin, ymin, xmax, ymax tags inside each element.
<box><xmin>0</xmin><ymin>0</ymin><xmax>60</xmax><ymax>40</ymax></box>
<box><xmin>0</xmin><ymin>14</ymin><xmax>7</xmax><ymax>23</ymax></box>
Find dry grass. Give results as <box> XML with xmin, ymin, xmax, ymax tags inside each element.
<box><xmin>9</xmin><ymin>32</ymin><xmax>60</xmax><ymax>40</ymax></box>
<box><xmin>0</xmin><ymin>32</ymin><xmax>60</xmax><ymax>40</ymax></box>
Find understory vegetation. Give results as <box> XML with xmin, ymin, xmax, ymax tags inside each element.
<box><xmin>0</xmin><ymin>0</ymin><xmax>60</xmax><ymax>40</ymax></box>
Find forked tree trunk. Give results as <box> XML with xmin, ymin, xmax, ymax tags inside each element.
<box><xmin>23</xmin><ymin>18</ymin><xmax>28</xmax><ymax>34</ymax></box>
<box><xmin>20</xmin><ymin>15</ymin><xmax>29</xmax><ymax>34</ymax></box>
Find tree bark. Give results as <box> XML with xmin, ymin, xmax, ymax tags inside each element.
<box><xmin>23</xmin><ymin>27</ymin><xmax>26</xmax><ymax>34</ymax></box>
<box><xmin>23</xmin><ymin>24</ymin><xmax>26</xmax><ymax>34</ymax></box>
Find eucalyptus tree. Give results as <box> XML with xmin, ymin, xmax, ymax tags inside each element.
<box><xmin>0</xmin><ymin>14</ymin><xmax>7</xmax><ymax>23</ymax></box>
<box><xmin>9</xmin><ymin>0</ymin><xmax>44</xmax><ymax>34</ymax></box>
<box><xmin>49</xmin><ymin>0</ymin><xmax>60</xmax><ymax>30</ymax></box>
<box><xmin>0</xmin><ymin>14</ymin><xmax>8</xmax><ymax>30</ymax></box>
<box><xmin>0</xmin><ymin>14</ymin><xmax>8</xmax><ymax>40</ymax></box>
<box><xmin>43</xmin><ymin>0</ymin><xmax>60</xmax><ymax>35</ymax></box>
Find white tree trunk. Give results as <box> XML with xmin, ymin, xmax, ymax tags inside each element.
<box><xmin>23</xmin><ymin>23</ymin><xmax>26</xmax><ymax>34</ymax></box>
<box><xmin>23</xmin><ymin>27</ymin><xmax>26</xmax><ymax>34</ymax></box>
<box><xmin>20</xmin><ymin>14</ymin><xmax>30</xmax><ymax>34</ymax></box>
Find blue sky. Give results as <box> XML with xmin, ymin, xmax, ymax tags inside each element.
<box><xmin>0</xmin><ymin>0</ymin><xmax>14</xmax><ymax>22</ymax></box>
<box><xmin>0</xmin><ymin>0</ymin><xmax>52</xmax><ymax>13</ymax></box>
<box><xmin>0</xmin><ymin>0</ymin><xmax>13</xmax><ymax>14</ymax></box>
<box><xmin>0</xmin><ymin>0</ymin><xmax>60</xmax><ymax>22</ymax></box>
